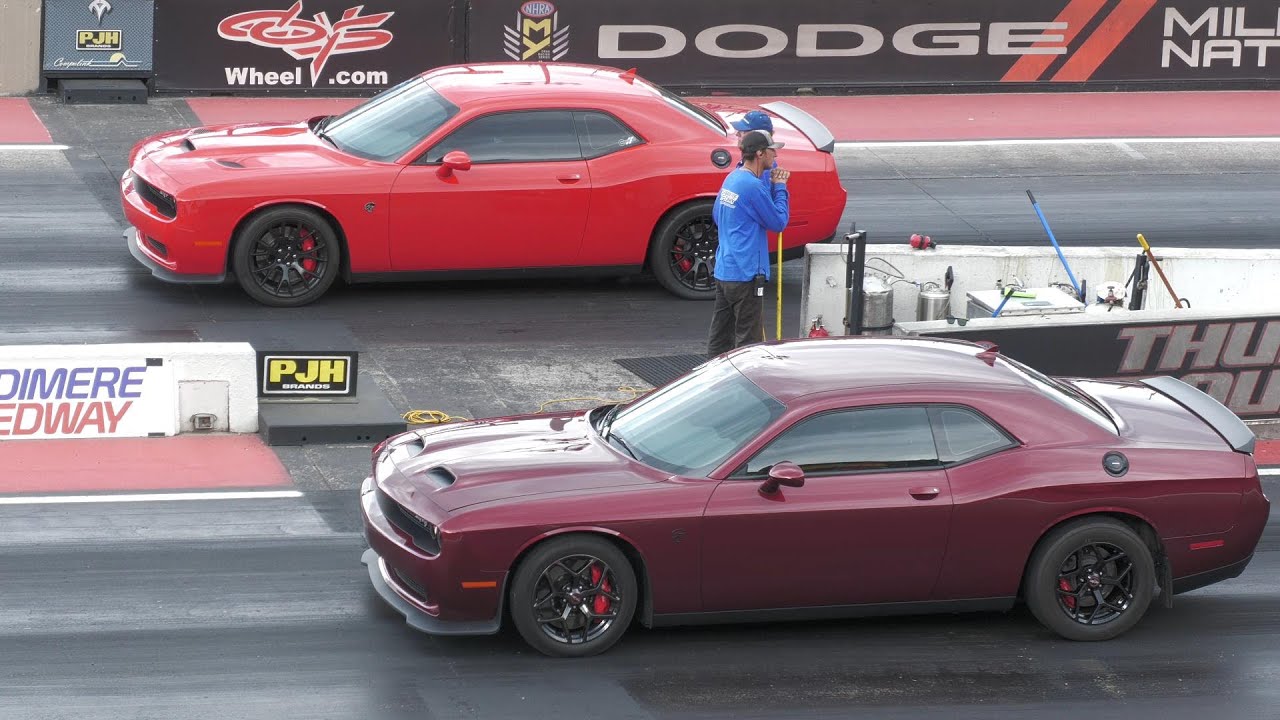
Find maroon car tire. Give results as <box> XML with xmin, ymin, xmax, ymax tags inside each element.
<box><xmin>647</xmin><ymin>201</ymin><xmax>718</xmax><ymax>301</ymax></box>
<box><xmin>509</xmin><ymin>535</ymin><xmax>638</xmax><ymax>658</ymax></box>
<box><xmin>231</xmin><ymin>205</ymin><xmax>342</xmax><ymax>308</ymax></box>
<box><xmin>1024</xmin><ymin>518</ymin><xmax>1155</xmax><ymax>642</ymax></box>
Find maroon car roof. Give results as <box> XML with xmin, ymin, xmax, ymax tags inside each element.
<box><xmin>726</xmin><ymin>336</ymin><xmax>1028</xmax><ymax>403</ymax></box>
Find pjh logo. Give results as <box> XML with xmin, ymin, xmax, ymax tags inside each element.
<box><xmin>218</xmin><ymin>1</ymin><xmax>394</xmax><ymax>86</ymax></box>
<box><xmin>503</xmin><ymin>1</ymin><xmax>569</xmax><ymax>61</ymax></box>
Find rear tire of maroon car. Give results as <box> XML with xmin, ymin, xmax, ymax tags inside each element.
<box><xmin>1024</xmin><ymin>518</ymin><xmax>1155</xmax><ymax>641</ymax></box>
<box><xmin>231</xmin><ymin>205</ymin><xmax>342</xmax><ymax>308</ymax></box>
<box><xmin>647</xmin><ymin>201</ymin><xmax>718</xmax><ymax>300</ymax></box>
<box><xmin>508</xmin><ymin>535</ymin><xmax>638</xmax><ymax>658</ymax></box>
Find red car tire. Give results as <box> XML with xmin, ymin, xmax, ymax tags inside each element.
<box><xmin>647</xmin><ymin>200</ymin><xmax>718</xmax><ymax>301</ymax></box>
<box><xmin>231</xmin><ymin>205</ymin><xmax>343</xmax><ymax>308</ymax></box>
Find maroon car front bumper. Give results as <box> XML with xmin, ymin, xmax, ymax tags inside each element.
<box><xmin>360</xmin><ymin>476</ymin><xmax>507</xmax><ymax>635</ymax></box>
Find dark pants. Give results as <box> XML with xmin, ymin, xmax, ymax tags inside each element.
<box><xmin>707</xmin><ymin>279</ymin><xmax>764</xmax><ymax>358</ymax></box>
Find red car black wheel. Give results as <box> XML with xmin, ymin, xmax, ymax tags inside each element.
<box><xmin>648</xmin><ymin>201</ymin><xmax>718</xmax><ymax>301</ymax></box>
<box><xmin>231</xmin><ymin>206</ymin><xmax>342</xmax><ymax>307</ymax></box>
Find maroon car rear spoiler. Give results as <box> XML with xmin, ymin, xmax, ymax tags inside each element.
<box><xmin>1141</xmin><ymin>376</ymin><xmax>1256</xmax><ymax>454</ymax></box>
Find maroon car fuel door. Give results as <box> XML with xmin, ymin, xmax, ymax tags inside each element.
<box><xmin>388</xmin><ymin>109</ymin><xmax>591</xmax><ymax>271</ymax></box>
<box><xmin>699</xmin><ymin>404</ymin><xmax>954</xmax><ymax>613</ymax></box>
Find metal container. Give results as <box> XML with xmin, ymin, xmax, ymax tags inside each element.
<box><xmin>916</xmin><ymin>283</ymin><xmax>951</xmax><ymax>321</ymax></box>
<box><xmin>861</xmin><ymin>275</ymin><xmax>894</xmax><ymax>335</ymax></box>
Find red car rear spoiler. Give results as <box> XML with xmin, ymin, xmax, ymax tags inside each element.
<box><xmin>761</xmin><ymin>101</ymin><xmax>836</xmax><ymax>154</ymax></box>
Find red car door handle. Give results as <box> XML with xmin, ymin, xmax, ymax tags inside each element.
<box><xmin>556</xmin><ymin>173</ymin><xmax>582</xmax><ymax>183</ymax></box>
<box><xmin>909</xmin><ymin>487</ymin><xmax>940</xmax><ymax>500</ymax></box>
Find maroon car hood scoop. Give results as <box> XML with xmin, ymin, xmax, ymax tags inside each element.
<box><xmin>384</xmin><ymin>415</ymin><xmax>659</xmax><ymax>513</ymax></box>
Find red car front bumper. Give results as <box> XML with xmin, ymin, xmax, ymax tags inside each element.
<box><xmin>360</xmin><ymin>475</ymin><xmax>507</xmax><ymax>635</ymax></box>
<box><xmin>120</xmin><ymin>168</ymin><xmax>229</xmax><ymax>283</ymax></box>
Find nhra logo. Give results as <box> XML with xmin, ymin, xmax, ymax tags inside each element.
<box><xmin>77</xmin><ymin>29</ymin><xmax>122</xmax><ymax>51</ymax></box>
<box><xmin>260</xmin><ymin>353</ymin><xmax>357</xmax><ymax>396</ymax></box>
<box><xmin>504</xmin><ymin>1</ymin><xmax>568</xmax><ymax>61</ymax></box>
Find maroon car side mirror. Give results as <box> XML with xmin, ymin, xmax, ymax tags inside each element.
<box><xmin>437</xmin><ymin>150</ymin><xmax>473</xmax><ymax>178</ymax></box>
<box><xmin>759</xmin><ymin>461</ymin><xmax>805</xmax><ymax>495</ymax></box>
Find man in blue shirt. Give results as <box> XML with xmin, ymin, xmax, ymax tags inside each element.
<box><xmin>707</xmin><ymin>130</ymin><xmax>790</xmax><ymax>357</ymax></box>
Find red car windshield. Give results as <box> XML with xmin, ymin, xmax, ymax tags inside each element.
<box><xmin>602</xmin><ymin>359</ymin><xmax>784</xmax><ymax>477</ymax></box>
<box><xmin>320</xmin><ymin>77</ymin><xmax>459</xmax><ymax>163</ymax></box>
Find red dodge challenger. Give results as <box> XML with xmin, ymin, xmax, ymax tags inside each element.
<box><xmin>359</xmin><ymin>336</ymin><xmax>1269</xmax><ymax>657</ymax></box>
<box><xmin>120</xmin><ymin>63</ymin><xmax>847</xmax><ymax>306</ymax></box>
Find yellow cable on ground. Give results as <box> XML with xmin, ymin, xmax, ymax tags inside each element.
<box><xmin>403</xmin><ymin>386</ymin><xmax>654</xmax><ymax>426</ymax></box>
<box><xmin>776</xmin><ymin>231</ymin><xmax>783</xmax><ymax>340</ymax></box>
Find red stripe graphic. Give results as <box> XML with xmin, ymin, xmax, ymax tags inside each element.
<box><xmin>1052</xmin><ymin>0</ymin><xmax>1159</xmax><ymax>82</ymax></box>
<box><xmin>1001</xmin><ymin>0</ymin><xmax>1109</xmax><ymax>82</ymax></box>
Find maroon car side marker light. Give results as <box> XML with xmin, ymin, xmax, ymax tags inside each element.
<box><xmin>1189</xmin><ymin>540</ymin><xmax>1225</xmax><ymax>551</ymax></box>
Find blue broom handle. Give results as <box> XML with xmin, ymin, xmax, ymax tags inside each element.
<box><xmin>1026</xmin><ymin>190</ymin><xmax>1082</xmax><ymax>298</ymax></box>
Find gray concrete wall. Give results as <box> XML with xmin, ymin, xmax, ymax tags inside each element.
<box><xmin>0</xmin><ymin>0</ymin><xmax>41</xmax><ymax>95</ymax></box>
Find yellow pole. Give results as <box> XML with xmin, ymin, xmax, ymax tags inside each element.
<box><xmin>776</xmin><ymin>232</ymin><xmax>783</xmax><ymax>339</ymax></box>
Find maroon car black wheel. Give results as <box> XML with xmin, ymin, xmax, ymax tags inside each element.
<box><xmin>531</xmin><ymin>554</ymin><xmax>622</xmax><ymax>645</ymax></box>
<box><xmin>1053</xmin><ymin>541</ymin><xmax>1136</xmax><ymax>626</ymax></box>
<box><xmin>1024</xmin><ymin>518</ymin><xmax>1154</xmax><ymax>642</ymax></box>
<box><xmin>231</xmin><ymin>205</ymin><xmax>342</xmax><ymax>307</ymax></box>
<box><xmin>509</xmin><ymin>535</ymin><xmax>637</xmax><ymax>657</ymax></box>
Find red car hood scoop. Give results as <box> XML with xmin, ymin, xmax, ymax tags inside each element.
<box><xmin>383</xmin><ymin>414</ymin><xmax>658</xmax><ymax>513</ymax></box>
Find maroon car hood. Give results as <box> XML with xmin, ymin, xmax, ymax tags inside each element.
<box><xmin>380</xmin><ymin>413</ymin><xmax>660</xmax><ymax>513</ymax></box>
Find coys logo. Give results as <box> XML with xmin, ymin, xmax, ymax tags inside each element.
<box><xmin>504</xmin><ymin>1</ymin><xmax>569</xmax><ymax>61</ymax></box>
<box><xmin>218</xmin><ymin>1</ymin><xmax>395</xmax><ymax>86</ymax></box>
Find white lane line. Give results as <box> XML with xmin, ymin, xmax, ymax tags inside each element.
<box><xmin>0</xmin><ymin>144</ymin><xmax>69</xmax><ymax>151</ymax></box>
<box><xmin>1260</xmin><ymin>468</ymin><xmax>1280</xmax><ymax>476</ymax></box>
<box><xmin>835</xmin><ymin>136</ymin><xmax>1280</xmax><ymax>149</ymax></box>
<box><xmin>0</xmin><ymin>490</ymin><xmax>303</xmax><ymax>505</ymax></box>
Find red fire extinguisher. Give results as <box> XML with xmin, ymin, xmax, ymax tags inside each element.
<box><xmin>808</xmin><ymin>316</ymin><xmax>829</xmax><ymax>337</ymax></box>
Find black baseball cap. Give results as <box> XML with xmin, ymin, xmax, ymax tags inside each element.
<box><xmin>740</xmin><ymin>130</ymin><xmax>784</xmax><ymax>155</ymax></box>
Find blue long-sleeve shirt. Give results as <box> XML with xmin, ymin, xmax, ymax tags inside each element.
<box><xmin>712</xmin><ymin>168</ymin><xmax>790</xmax><ymax>282</ymax></box>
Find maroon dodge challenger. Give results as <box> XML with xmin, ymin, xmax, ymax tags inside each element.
<box><xmin>359</xmin><ymin>336</ymin><xmax>1269</xmax><ymax>657</ymax></box>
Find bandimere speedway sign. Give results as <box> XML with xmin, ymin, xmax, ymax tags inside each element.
<box><xmin>0</xmin><ymin>361</ymin><xmax>176</xmax><ymax>440</ymax></box>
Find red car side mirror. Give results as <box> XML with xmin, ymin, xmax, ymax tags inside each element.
<box><xmin>436</xmin><ymin>150</ymin><xmax>472</xmax><ymax>178</ymax></box>
<box><xmin>759</xmin><ymin>461</ymin><xmax>805</xmax><ymax>495</ymax></box>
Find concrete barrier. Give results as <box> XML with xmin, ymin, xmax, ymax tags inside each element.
<box><xmin>0</xmin><ymin>342</ymin><xmax>258</xmax><ymax>440</ymax></box>
<box><xmin>0</xmin><ymin>0</ymin><xmax>40</xmax><ymax>95</ymax></box>
<box><xmin>800</xmin><ymin>243</ymin><xmax>1280</xmax><ymax>336</ymax></box>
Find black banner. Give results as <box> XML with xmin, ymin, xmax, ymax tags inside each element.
<box><xmin>916</xmin><ymin>315</ymin><xmax>1280</xmax><ymax>420</ymax></box>
<box><xmin>466</xmin><ymin>0</ymin><xmax>1280</xmax><ymax>89</ymax></box>
<box><xmin>152</xmin><ymin>0</ymin><xmax>459</xmax><ymax>92</ymax></box>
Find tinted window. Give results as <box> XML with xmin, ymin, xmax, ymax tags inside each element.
<box><xmin>601</xmin><ymin>360</ymin><xmax>785</xmax><ymax>477</ymax></box>
<box><xmin>424</xmin><ymin>111</ymin><xmax>581</xmax><ymax>163</ymax></box>
<box><xmin>322</xmin><ymin>78</ymin><xmax>458</xmax><ymax>163</ymax></box>
<box><xmin>932</xmin><ymin>406</ymin><xmax>1014</xmax><ymax>464</ymax></box>
<box><xmin>743</xmin><ymin>407</ymin><xmax>939</xmax><ymax>476</ymax></box>
<box><xmin>575</xmin><ymin>112</ymin><xmax>641</xmax><ymax>158</ymax></box>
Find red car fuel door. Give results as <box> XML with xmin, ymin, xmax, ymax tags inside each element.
<box><xmin>700</xmin><ymin>405</ymin><xmax>955</xmax><ymax>613</ymax></box>
<box><xmin>388</xmin><ymin>110</ymin><xmax>591</xmax><ymax>271</ymax></box>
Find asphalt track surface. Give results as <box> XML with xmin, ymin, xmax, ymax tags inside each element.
<box><xmin>4</xmin><ymin>95</ymin><xmax>1280</xmax><ymax>718</ymax></box>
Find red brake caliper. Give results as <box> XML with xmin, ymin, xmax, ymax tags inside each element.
<box><xmin>299</xmin><ymin>230</ymin><xmax>317</xmax><ymax>274</ymax></box>
<box><xmin>1059</xmin><ymin>579</ymin><xmax>1076</xmax><ymax>609</ymax></box>
<box><xmin>591</xmin><ymin>564</ymin><xmax>612</xmax><ymax>615</ymax></box>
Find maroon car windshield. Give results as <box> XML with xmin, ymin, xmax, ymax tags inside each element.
<box><xmin>601</xmin><ymin>359</ymin><xmax>784</xmax><ymax>477</ymax></box>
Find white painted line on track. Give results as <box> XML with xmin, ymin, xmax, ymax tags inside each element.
<box><xmin>0</xmin><ymin>489</ymin><xmax>303</xmax><ymax>505</ymax></box>
<box><xmin>1260</xmin><ymin>468</ymin><xmax>1280</xmax><ymax>476</ymax></box>
<box><xmin>835</xmin><ymin>136</ymin><xmax>1280</xmax><ymax>149</ymax></box>
<box><xmin>0</xmin><ymin>144</ymin><xmax>69</xmax><ymax>151</ymax></box>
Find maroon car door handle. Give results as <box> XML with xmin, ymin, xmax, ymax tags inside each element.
<box><xmin>909</xmin><ymin>486</ymin><xmax>940</xmax><ymax>500</ymax></box>
<box><xmin>556</xmin><ymin>173</ymin><xmax>582</xmax><ymax>183</ymax></box>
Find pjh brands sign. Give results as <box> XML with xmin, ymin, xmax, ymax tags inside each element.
<box><xmin>152</xmin><ymin>0</ymin><xmax>455</xmax><ymax>92</ymax></box>
<box><xmin>465</xmin><ymin>0</ymin><xmax>1280</xmax><ymax>88</ymax></box>
<box><xmin>918</xmin><ymin>315</ymin><xmax>1280</xmax><ymax>421</ymax></box>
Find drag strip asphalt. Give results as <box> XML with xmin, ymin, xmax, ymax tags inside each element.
<box><xmin>0</xmin><ymin>480</ymin><xmax>1277</xmax><ymax>719</ymax></box>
